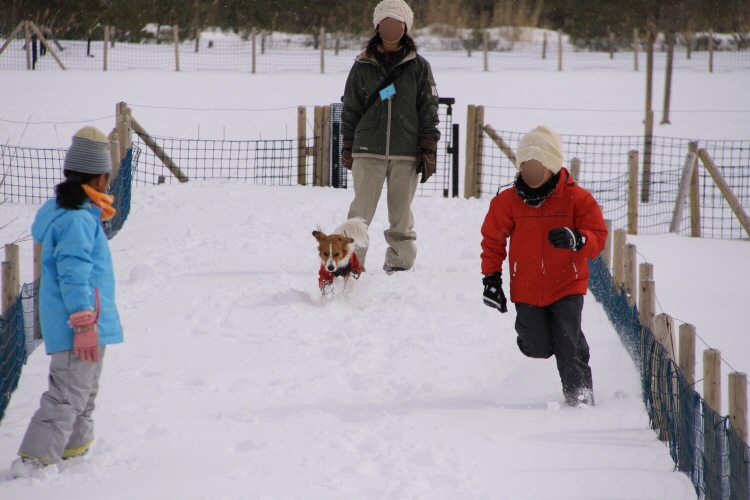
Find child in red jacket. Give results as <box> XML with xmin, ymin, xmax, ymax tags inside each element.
<box><xmin>480</xmin><ymin>126</ymin><xmax>608</xmax><ymax>407</ymax></box>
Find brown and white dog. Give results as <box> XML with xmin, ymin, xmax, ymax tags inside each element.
<box><xmin>312</xmin><ymin>218</ymin><xmax>368</xmax><ymax>293</ymax></box>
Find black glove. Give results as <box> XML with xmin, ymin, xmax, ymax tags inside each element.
<box><xmin>342</xmin><ymin>138</ymin><xmax>353</xmax><ymax>170</ymax></box>
<box><xmin>416</xmin><ymin>138</ymin><xmax>437</xmax><ymax>183</ymax></box>
<box><xmin>548</xmin><ymin>227</ymin><xmax>586</xmax><ymax>251</ymax></box>
<box><xmin>482</xmin><ymin>273</ymin><xmax>507</xmax><ymax>313</ymax></box>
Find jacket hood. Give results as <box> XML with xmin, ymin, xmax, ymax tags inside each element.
<box><xmin>32</xmin><ymin>199</ymin><xmax>98</xmax><ymax>243</ymax></box>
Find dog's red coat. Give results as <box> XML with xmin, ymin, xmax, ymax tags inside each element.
<box><xmin>318</xmin><ymin>252</ymin><xmax>363</xmax><ymax>289</ymax></box>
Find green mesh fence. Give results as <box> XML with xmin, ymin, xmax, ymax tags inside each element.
<box><xmin>588</xmin><ymin>255</ymin><xmax>750</xmax><ymax>499</ymax></box>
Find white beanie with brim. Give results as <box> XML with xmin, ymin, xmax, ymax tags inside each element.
<box><xmin>373</xmin><ymin>0</ymin><xmax>414</xmax><ymax>33</ymax></box>
<box><xmin>63</xmin><ymin>126</ymin><xmax>112</xmax><ymax>175</ymax></box>
<box><xmin>516</xmin><ymin>125</ymin><xmax>564</xmax><ymax>175</ymax></box>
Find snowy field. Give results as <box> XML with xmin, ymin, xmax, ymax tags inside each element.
<box><xmin>1</xmin><ymin>61</ymin><xmax>749</xmax><ymax>498</ymax></box>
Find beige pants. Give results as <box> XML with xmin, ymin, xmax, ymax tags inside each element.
<box><xmin>348</xmin><ymin>157</ymin><xmax>419</xmax><ymax>270</ymax></box>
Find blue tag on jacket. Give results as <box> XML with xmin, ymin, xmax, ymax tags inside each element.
<box><xmin>379</xmin><ymin>84</ymin><xmax>396</xmax><ymax>101</ymax></box>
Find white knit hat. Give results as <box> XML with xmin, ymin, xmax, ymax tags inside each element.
<box><xmin>373</xmin><ymin>0</ymin><xmax>414</xmax><ymax>33</ymax></box>
<box><xmin>516</xmin><ymin>126</ymin><xmax>564</xmax><ymax>174</ymax></box>
<box><xmin>64</xmin><ymin>126</ymin><xmax>112</xmax><ymax>174</ymax></box>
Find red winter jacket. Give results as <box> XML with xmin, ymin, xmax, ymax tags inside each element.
<box><xmin>319</xmin><ymin>252</ymin><xmax>363</xmax><ymax>289</ymax></box>
<box><xmin>481</xmin><ymin>168</ymin><xmax>608</xmax><ymax>307</ymax></box>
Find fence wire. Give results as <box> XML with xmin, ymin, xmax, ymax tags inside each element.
<box><xmin>587</xmin><ymin>255</ymin><xmax>750</xmax><ymax>500</ymax></box>
<box><xmin>478</xmin><ymin>131</ymin><xmax>750</xmax><ymax>239</ymax></box>
<box><xmin>2</xmin><ymin>27</ymin><xmax>748</xmax><ymax>73</ymax></box>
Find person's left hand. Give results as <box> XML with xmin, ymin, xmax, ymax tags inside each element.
<box><xmin>548</xmin><ymin>227</ymin><xmax>586</xmax><ymax>251</ymax></box>
<box><xmin>416</xmin><ymin>139</ymin><xmax>438</xmax><ymax>183</ymax></box>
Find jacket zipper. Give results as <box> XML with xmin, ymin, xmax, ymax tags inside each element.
<box><xmin>385</xmin><ymin>98</ymin><xmax>392</xmax><ymax>158</ymax></box>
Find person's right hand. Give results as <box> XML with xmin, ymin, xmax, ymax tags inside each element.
<box><xmin>342</xmin><ymin>139</ymin><xmax>354</xmax><ymax>170</ymax></box>
<box><xmin>69</xmin><ymin>309</ymin><xmax>99</xmax><ymax>362</ymax></box>
<box><xmin>482</xmin><ymin>273</ymin><xmax>507</xmax><ymax>313</ymax></box>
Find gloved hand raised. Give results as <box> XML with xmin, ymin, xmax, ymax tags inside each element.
<box><xmin>548</xmin><ymin>227</ymin><xmax>586</xmax><ymax>251</ymax></box>
<box><xmin>482</xmin><ymin>273</ymin><xmax>507</xmax><ymax>313</ymax></box>
<box><xmin>68</xmin><ymin>309</ymin><xmax>99</xmax><ymax>362</ymax></box>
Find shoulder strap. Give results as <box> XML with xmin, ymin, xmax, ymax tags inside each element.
<box><xmin>361</xmin><ymin>58</ymin><xmax>415</xmax><ymax>117</ymax></box>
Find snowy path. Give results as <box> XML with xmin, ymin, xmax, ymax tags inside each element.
<box><xmin>1</xmin><ymin>182</ymin><xmax>696</xmax><ymax>499</ymax></box>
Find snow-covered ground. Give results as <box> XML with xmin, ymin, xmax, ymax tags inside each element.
<box><xmin>0</xmin><ymin>61</ymin><xmax>748</xmax><ymax>498</ymax></box>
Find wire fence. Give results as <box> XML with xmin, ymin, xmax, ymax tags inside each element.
<box><xmin>587</xmin><ymin>255</ymin><xmax>749</xmax><ymax>500</ymax></box>
<box><xmin>477</xmin><ymin>131</ymin><xmax>750</xmax><ymax>239</ymax></box>
<box><xmin>2</xmin><ymin>27</ymin><xmax>748</xmax><ymax>73</ymax></box>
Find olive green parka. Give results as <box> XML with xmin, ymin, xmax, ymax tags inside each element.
<box><xmin>341</xmin><ymin>50</ymin><xmax>440</xmax><ymax>161</ymax></box>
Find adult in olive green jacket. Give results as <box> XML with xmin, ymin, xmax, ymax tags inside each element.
<box><xmin>342</xmin><ymin>0</ymin><xmax>440</xmax><ymax>274</ymax></box>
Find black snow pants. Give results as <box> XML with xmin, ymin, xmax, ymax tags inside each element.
<box><xmin>514</xmin><ymin>294</ymin><xmax>593</xmax><ymax>405</ymax></box>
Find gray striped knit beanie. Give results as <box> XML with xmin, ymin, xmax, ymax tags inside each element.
<box><xmin>63</xmin><ymin>126</ymin><xmax>112</xmax><ymax>174</ymax></box>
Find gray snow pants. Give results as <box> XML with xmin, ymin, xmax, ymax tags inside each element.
<box><xmin>514</xmin><ymin>295</ymin><xmax>593</xmax><ymax>404</ymax></box>
<box><xmin>347</xmin><ymin>157</ymin><xmax>419</xmax><ymax>270</ymax></box>
<box><xmin>18</xmin><ymin>346</ymin><xmax>106</xmax><ymax>464</ymax></box>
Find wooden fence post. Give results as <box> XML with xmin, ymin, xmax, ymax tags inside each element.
<box><xmin>728</xmin><ymin>372</ymin><xmax>748</xmax><ymax>443</ymax></box>
<box><xmin>24</xmin><ymin>21</ymin><xmax>31</xmax><ymax>70</ymax></box>
<box><xmin>319</xmin><ymin>27</ymin><xmax>325</xmax><ymax>74</ymax></box>
<box><xmin>638</xmin><ymin>263</ymin><xmax>655</xmax><ymax>331</ymax></box>
<box><xmin>297</xmin><ymin>106</ymin><xmax>307</xmax><ymax>186</ymax></box>
<box><xmin>609</xmin><ymin>31</ymin><xmax>615</xmax><ymax>59</ymax></box>
<box><xmin>633</xmin><ymin>28</ymin><xmax>639</xmax><ymax>71</ymax></box>
<box><xmin>704</xmin><ymin>349</ymin><xmax>721</xmax><ymax>412</ymax></box>
<box><xmin>698</xmin><ymin>149</ymin><xmax>750</xmax><ymax>238</ymax></box>
<box><xmin>569</xmin><ymin>157</ymin><xmax>580</xmax><ymax>183</ymax></box>
<box><xmin>708</xmin><ymin>29</ymin><xmax>714</xmax><ymax>73</ymax></box>
<box><xmin>689</xmin><ymin>141</ymin><xmax>701</xmax><ymax>237</ymax></box>
<box><xmin>0</xmin><ymin>22</ymin><xmax>24</xmax><ymax>60</ymax></box>
<box><xmin>483</xmin><ymin>125</ymin><xmax>516</xmax><ymax>164</ymax></box>
<box><xmin>474</xmin><ymin>105</ymin><xmax>484</xmax><ymax>198</ymax></box>
<box><xmin>321</xmin><ymin>105</ymin><xmax>331</xmax><ymax>187</ymax></box>
<box><xmin>2</xmin><ymin>244</ymin><xmax>20</xmax><ymax>314</ymax></box>
<box><xmin>557</xmin><ymin>29</ymin><xmax>563</xmax><ymax>71</ymax></box>
<box><xmin>483</xmin><ymin>29</ymin><xmax>489</xmax><ymax>72</ymax></box>
<box><xmin>669</xmin><ymin>151</ymin><xmax>698</xmax><ymax>233</ymax></box>
<box><xmin>661</xmin><ymin>32</ymin><xmax>674</xmax><ymax>125</ymax></box>
<box><xmin>464</xmin><ymin>105</ymin><xmax>477</xmax><ymax>199</ymax></box>
<box><xmin>103</xmin><ymin>26</ymin><xmax>109</xmax><ymax>71</ymax></box>
<box><xmin>602</xmin><ymin>219</ymin><xmax>613</xmax><ymax>271</ymax></box>
<box><xmin>542</xmin><ymin>32</ymin><xmax>547</xmax><ymax>59</ymax></box>
<box><xmin>613</xmin><ymin>229</ymin><xmax>627</xmax><ymax>290</ymax></box>
<box><xmin>654</xmin><ymin>313</ymin><xmax>676</xmax><ymax>359</ymax></box>
<box><xmin>173</xmin><ymin>25</ymin><xmax>180</xmax><ymax>72</ymax></box>
<box><xmin>679</xmin><ymin>323</ymin><xmax>696</xmax><ymax>386</ymax></box>
<box><xmin>642</xmin><ymin>31</ymin><xmax>655</xmax><ymax>203</ymax></box>
<box><xmin>623</xmin><ymin>243</ymin><xmax>637</xmax><ymax>306</ymax></box>
<box><xmin>251</xmin><ymin>28</ymin><xmax>256</xmax><ymax>74</ymax></box>
<box><xmin>628</xmin><ymin>150</ymin><xmax>639</xmax><ymax>234</ymax></box>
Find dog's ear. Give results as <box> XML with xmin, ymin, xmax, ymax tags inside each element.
<box><xmin>312</xmin><ymin>230</ymin><xmax>326</xmax><ymax>241</ymax></box>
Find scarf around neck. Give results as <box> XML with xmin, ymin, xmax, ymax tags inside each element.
<box><xmin>82</xmin><ymin>184</ymin><xmax>116</xmax><ymax>221</ymax></box>
<box><xmin>515</xmin><ymin>171</ymin><xmax>560</xmax><ymax>208</ymax></box>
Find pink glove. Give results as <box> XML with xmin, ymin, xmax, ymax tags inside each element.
<box><xmin>68</xmin><ymin>291</ymin><xmax>100</xmax><ymax>363</ymax></box>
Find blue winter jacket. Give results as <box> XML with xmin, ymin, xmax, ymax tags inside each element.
<box><xmin>31</xmin><ymin>198</ymin><xmax>123</xmax><ymax>354</ymax></box>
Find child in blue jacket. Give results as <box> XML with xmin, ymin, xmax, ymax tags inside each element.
<box><xmin>12</xmin><ymin>126</ymin><xmax>123</xmax><ymax>475</ymax></box>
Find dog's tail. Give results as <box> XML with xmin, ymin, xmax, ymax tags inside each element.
<box><xmin>334</xmin><ymin>218</ymin><xmax>369</xmax><ymax>249</ymax></box>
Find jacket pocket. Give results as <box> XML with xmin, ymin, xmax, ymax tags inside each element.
<box><xmin>400</xmin><ymin>116</ymin><xmax>420</xmax><ymax>137</ymax></box>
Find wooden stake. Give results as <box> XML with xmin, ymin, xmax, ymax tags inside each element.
<box><xmin>297</xmin><ymin>106</ymin><xmax>307</xmax><ymax>185</ymax></box>
<box><xmin>103</xmin><ymin>25</ymin><xmax>109</xmax><ymax>71</ymax></box>
<box><xmin>173</xmin><ymin>25</ymin><xmax>180</xmax><ymax>72</ymax></box>
<box><xmin>569</xmin><ymin>158</ymin><xmax>580</xmax><ymax>183</ymax></box>
<box><xmin>557</xmin><ymin>29</ymin><xmax>563</xmax><ymax>71</ymax></box>
<box><xmin>628</xmin><ymin>150</ymin><xmax>639</xmax><ymax>234</ymax></box>
<box><xmin>703</xmin><ymin>349</ymin><xmax>721</xmax><ymax>413</ymax></box>
<box><xmin>654</xmin><ymin>313</ymin><xmax>676</xmax><ymax>360</ymax></box>
<box><xmin>475</xmin><ymin>105</ymin><xmax>484</xmax><ymax>198</ymax></box>
<box><xmin>29</xmin><ymin>22</ymin><xmax>65</xmax><ymax>70</ymax></box>
<box><xmin>728</xmin><ymin>372</ymin><xmax>748</xmax><ymax>443</ymax></box>
<box><xmin>24</xmin><ymin>21</ymin><xmax>31</xmax><ymax>70</ymax></box>
<box><xmin>639</xmin><ymin>279</ymin><xmax>655</xmax><ymax>331</ymax></box>
<box><xmin>130</xmin><ymin>116</ymin><xmax>189</xmax><ymax>182</ymax></box>
<box><xmin>2</xmin><ymin>244</ymin><xmax>20</xmax><ymax>314</ymax></box>
<box><xmin>542</xmin><ymin>32</ymin><xmax>547</xmax><ymax>59</ymax></box>
<box><xmin>464</xmin><ymin>105</ymin><xmax>477</xmax><ymax>199</ymax></box>
<box><xmin>313</xmin><ymin>106</ymin><xmax>323</xmax><ymax>186</ymax></box>
<box><xmin>639</xmin><ymin>263</ymin><xmax>653</xmax><ymax>324</ymax></box>
<box><xmin>319</xmin><ymin>27</ymin><xmax>325</xmax><ymax>74</ymax></box>
<box><xmin>623</xmin><ymin>243</ymin><xmax>637</xmax><ymax>307</ymax></box>
<box><xmin>669</xmin><ymin>152</ymin><xmax>697</xmax><ymax>233</ymax></box>
<box><xmin>612</xmin><ymin>229</ymin><xmax>627</xmax><ymax>290</ymax></box>
<box><xmin>483</xmin><ymin>125</ymin><xmax>516</xmax><ymax>165</ymax></box>
<box><xmin>117</xmin><ymin>102</ymin><xmax>128</xmax><ymax>162</ymax></box>
<box><xmin>633</xmin><ymin>28</ymin><xmax>639</xmax><ymax>71</ymax></box>
<box><xmin>642</xmin><ymin>110</ymin><xmax>654</xmax><ymax>204</ymax></box>
<box><xmin>661</xmin><ymin>32</ymin><xmax>674</xmax><ymax>125</ymax></box>
<box><xmin>708</xmin><ymin>29</ymin><xmax>713</xmax><ymax>73</ymax></box>
<box><xmin>251</xmin><ymin>28</ymin><xmax>256</xmax><ymax>74</ymax></box>
<box><xmin>0</xmin><ymin>22</ymin><xmax>25</xmax><ymax>59</ymax></box>
<box><xmin>688</xmin><ymin>141</ymin><xmax>701</xmax><ymax>237</ymax></box>
<box><xmin>679</xmin><ymin>323</ymin><xmax>696</xmax><ymax>386</ymax></box>
<box><xmin>698</xmin><ymin>149</ymin><xmax>750</xmax><ymax>238</ymax></box>
<box><xmin>609</xmin><ymin>31</ymin><xmax>615</xmax><ymax>59</ymax></box>
<box><xmin>602</xmin><ymin>219</ymin><xmax>612</xmax><ymax>271</ymax></box>
<box><xmin>483</xmin><ymin>29</ymin><xmax>488</xmax><ymax>72</ymax></box>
